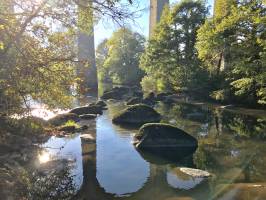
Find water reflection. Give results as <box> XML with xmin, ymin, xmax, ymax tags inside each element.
<box><xmin>166</xmin><ymin>167</ymin><xmax>205</xmax><ymax>190</ymax></box>
<box><xmin>38</xmin><ymin>151</ymin><xmax>50</xmax><ymax>164</ymax></box>
<box><xmin>36</xmin><ymin>99</ymin><xmax>266</xmax><ymax>200</ymax></box>
<box><xmin>96</xmin><ymin>112</ymin><xmax>150</xmax><ymax>197</ymax></box>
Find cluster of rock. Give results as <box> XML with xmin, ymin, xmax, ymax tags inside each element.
<box><xmin>100</xmin><ymin>86</ymin><xmax>180</xmax><ymax>106</ymax></box>
<box><xmin>48</xmin><ymin>100</ymin><xmax>107</xmax><ymax>134</ymax></box>
<box><xmin>110</xmin><ymin>101</ymin><xmax>198</xmax><ymax>162</ymax></box>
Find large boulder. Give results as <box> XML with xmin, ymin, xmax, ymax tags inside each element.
<box><xmin>101</xmin><ymin>90</ymin><xmax>122</xmax><ymax>100</ymax></box>
<box><xmin>134</xmin><ymin>123</ymin><xmax>198</xmax><ymax>159</ymax></box>
<box><xmin>143</xmin><ymin>92</ymin><xmax>156</xmax><ymax>105</ymax></box>
<box><xmin>95</xmin><ymin>100</ymin><xmax>107</xmax><ymax>108</ymax></box>
<box><xmin>101</xmin><ymin>87</ymin><xmax>129</xmax><ymax>100</ymax></box>
<box><xmin>69</xmin><ymin>105</ymin><xmax>103</xmax><ymax>115</ymax></box>
<box><xmin>80</xmin><ymin>114</ymin><xmax>97</xmax><ymax>120</ymax></box>
<box><xmin>112</xmin><ymin>104</ymin><xmax>161</xmax><ymax>125</ymax></box>
<box><xmin>133</xmin><ymin>90</ymin><xmax>143</xmax><ymax>98</ymax></box>
<box><xmin>48</xmin><ymin>113</ymin><xmax>80</xmax><ymax>126</ymax></box>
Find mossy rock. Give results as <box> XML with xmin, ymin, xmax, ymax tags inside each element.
<box><xmin>101</xmin><ymin>90</ymin><xmax>122</xmax><ymax>100</ymax></box>
<box><xmin>133</xmin><ymin>90</ymin><xmax>143</xmax><ymax>98</ymax></box>
<box><xmin>80</xmin><ymin>114</ymin><xmax>97</xmax><ymax>120</ymax></box>
<box><xmin>95</xmin><ymin>100</ymin><xmax>107</xmax><ymax>108</ymax></box>
<box><xmin>48</xmin><ymin>113</ymin><xmax>80</xmax><ymax>126</ymax></box>
<box><xmin>143</xmin><ymin>92</ymin><xmax>156</xmax><ymax>105</ymax></box>
<box><xmin>58</xmin><ymin>125</ymin><xmax>76</xmax><ymax>133</ymax></box>
<box><xmin>112</xmin><ymin>104</ymin><xmax>161</xmax><ymax>125</ymax></box>
<box><xmin>134</xmin><ymin>123</ymin><xmax>198</xmax><ymax>159</ymax></box>
<box><xmin>69</xmin><ymin>105</ymin><xmax>103</xmax><ymax>115</ymax></box>
<box><xmin>101</xmin><ymin>87</ymin><xmax>131</xmax><ymax>100</ymax></box>
<box><xmin>126</xmin><ymin>97</ymin><xmax>143</xmax><ymax>105</ymax></box>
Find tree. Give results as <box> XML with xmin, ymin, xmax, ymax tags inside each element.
<box><xmin>196</xmin><ymin>0</ymin><xmax>266</xmax><ymax>105</ymax></box>
<box><xmin>103</xmin><ymin>28</ymin><xmax>145</xmax><ymax>85</ymax></box>
<box><xmin>140</xmin><ymin>0</ymin><xmax>208</xmax><ymax>93</ymax></box>
<box><xmin>0</xmin><ymin>0</ymin><xmax>139</xmax><ymax>113</ymax></box>
<box><xmin>96</xmin><ymin>39</ymin><xmax>111</xmax><ymax>82</ymax></box>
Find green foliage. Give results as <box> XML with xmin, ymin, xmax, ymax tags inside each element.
<box><xmin>214</xmin><ymin>0</ymin><xmax>236</xmax><ymax>19</ymax></box>
<box><xmin>0</xmin><ymin>0</ymin><xmax>139</xmax><ymax>114</ymax></box>
<box><xmin>196</xmin><ymin>0</ymin><xmax>266</xmax><ymax>105</ymax></box>
<box><xmin>96</xmin><ymin>39</ymin><xmax>111</xmax><ymax>82</ymax></box>
<box><xmin>140</xmin><ymin>0</ymin><xmax>208</xmax><ymax>93</ymax></box>
<box><xmin>63</xmin><ymin>120</ymin><xmax>80</xmax><ymax>128</ymax></box>
<box><xmin>100</xmin><ymin>28</ymin><xmax>145</xmax><ymax>85</ymax></box>
<box><xmin>2</xmin><ymin>117</ymin><xmax>47</xmax><ymax>135</ymax></box>
<box><xmin>0</xmin><ymin>1</ymin><xmax>79</xmax><ymax>113</ymax></box>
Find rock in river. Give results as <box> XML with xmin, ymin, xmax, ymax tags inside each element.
<box><xmin>80</xmin><ymin>114</ymin><xmax>97</xmax><ymax>120</ymax></box>
<box><xmin>112</xmin><ymin>104</ymin><xmax>161</xmax><ymax>125</ymax></box>
<box><xmin>101</xmin><ymin>87</ymin><xmax>129</xmax><ymax>100</ymax></box>
<box><xmin>48</xmin><ymin>113</ymin><xmax>80</xmax><ymax>126</ymax></box>
<box><xmin>179</xmin><ymin>167</ymin><xmax>211</xmax><ymax>178</ymax></box>
<box><xmin>69</xmin><ymin>105</ymin><xmax>103</xmax><ymax>115</ymax></box>
<box><xmin>95</xmin><ymin>100</ymin><xmax>107</xmax><ymax>108</ymax></box>
<box><xmin>126</xmin><ymin>97</ymin><xmax>143</xmax><ymax>105</ymax></box>
<box><xmin>134</xmin><ymin>123</ymin><xmax>198</xmax><ymax>159</ymax></box>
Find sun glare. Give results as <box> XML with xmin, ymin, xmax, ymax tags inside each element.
<box><xmin>38</xmin><ymin>152</ymin><xmax>50</xmax><ymax>164</ymax></box>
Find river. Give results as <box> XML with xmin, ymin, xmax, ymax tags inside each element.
<box><xmin>27</xmin><ymin>96</ymin><xmax>266</xmax><ymax>200</ymax></box>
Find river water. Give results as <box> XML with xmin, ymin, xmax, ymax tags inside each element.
<box><xmin>32</xmin><ymin>98</ymin><xmax>266</xmax><ymax>200</ymax></box>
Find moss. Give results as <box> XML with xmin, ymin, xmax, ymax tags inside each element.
<box><xmin>57</xmin><ymin>120</ymin><xmax>80</xmax><ymax>133</ymax></box>
<box><xmin>135</xmin><ymin>123</ymin><xmax>176</xmax><ymax>138</ymax></box>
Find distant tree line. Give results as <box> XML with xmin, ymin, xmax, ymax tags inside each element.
<box><xmin>96</xmin><ymin>28</ymin><xmax>145</xmax><ymax>86</ymax></box>
<box><xmin>97</xmin><ymin>0</ymin><xmax>265</xmax><ymax>107</ymax></box>
<box><xmin>140</xmin><ymin>0</ymin><xmax>266</xmax><ymax>107</ymax></box>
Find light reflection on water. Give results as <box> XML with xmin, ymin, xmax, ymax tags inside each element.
<box><xmin>38</xmin><ymin>151</ymin><xmax>50</xmax><ymax>164</ymax></box>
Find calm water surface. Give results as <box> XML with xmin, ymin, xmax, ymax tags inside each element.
<box><xmin>37</xmin><ymin>100</ymin><xmax>266</xmax><ymax>200</ymax></box>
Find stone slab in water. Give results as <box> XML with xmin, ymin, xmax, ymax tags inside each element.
<box><xmin>179</xmin><ymin>167</ymin><xmax>211</xmax><ymax>178</ymax></box>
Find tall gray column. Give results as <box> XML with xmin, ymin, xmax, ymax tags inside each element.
<box><xmin>149</xmin><ymin>0</ymin><xmax>169</xmax><ymax>38</ymax></box>
<box><xmin>77</xmin><ymin>0</ymin><xmax>98</xmax><ymax>92</ymax></box>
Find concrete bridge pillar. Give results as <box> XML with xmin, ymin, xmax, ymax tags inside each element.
<box><xmin>77</xmin><ymin>0</ymin><xmax>98</xmax><ymax>92</ymax></box>
<box><xmin>149</xmin><ymin>0</ymin><xmax>169</xmax><ymax>38</ymax></box>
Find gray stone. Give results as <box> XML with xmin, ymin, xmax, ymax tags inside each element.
<box><xmin>179</xmin><ymin>167</ymin><xmax>211</xmax><ymax>178</ymax></box>
<box><xmin>70</xmin><ymin>105</ymin><xmax>103</xmax><ymax>115</ymax></box>
<box><xmin>112</xmin><ymin>104</ymin><xmax>161</xmax><ymax>125</ymax></box>
<box><xmin>134</xmin><ymin>123</ymin><xmax>198</xmax><ymax>159</ymax></box>
<box><xmin>80</xmin><ymin>114</ymin><xmax>97</xmax><ymax>120</ymax></box>
<box><xmin>48</xmin><ymin>113</ymin><xmax>80</xmax><ymax>126</ymax></box>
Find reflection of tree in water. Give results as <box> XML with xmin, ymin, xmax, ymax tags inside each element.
<box><xmin>193</xmin><ymin>145</ymin><xmax>220</xmax><ymax>171</ymax></box>
<box><xmin>222</xmin><ymin>112</ymin><xmax>266</xmax><ymax>139</ymax></box>
<box><xmin>27</xmin><ymin>162</ymin><xmax>76</xmax><ymax>200</ymax></box>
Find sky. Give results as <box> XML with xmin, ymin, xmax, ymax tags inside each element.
<box><xmin>94</xmin><ymin>0</ymin><xmax>214</xmax><ymax>47</ymax></box>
